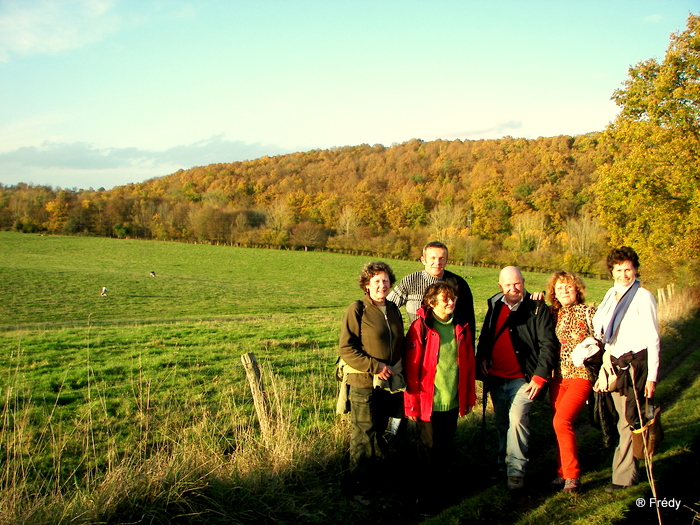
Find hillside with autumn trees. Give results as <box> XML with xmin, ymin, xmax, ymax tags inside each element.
<box><xmin>3</xmin><ymin>13</ymin><xmax>699</xmax><ymax>286</ymax></box>
<box><xmin>0</xmin><ymin>134</ymin><xmax>613</xmax><ymax>273</ymax></box>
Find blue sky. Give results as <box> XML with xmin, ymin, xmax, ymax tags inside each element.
<box><xmin>0</xmin><ymin>0</ymin><xmax>696</xmax><ymax>191</ymax></box>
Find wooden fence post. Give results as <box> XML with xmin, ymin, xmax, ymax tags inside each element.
<box><xmin>657</xmin><ymin>288</ymin><xmax>666</xmax><ymax>305</ymax></box>
<box><xmin>241</xmin><ymin>352</ymin><xmax>272</xmax><ymax>442</ymax></box>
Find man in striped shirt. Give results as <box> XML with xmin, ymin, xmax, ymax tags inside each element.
<box><xmin>387</xmin><ymin>241</ymin><xmax>475</xmax><ymax>340</ymax></box>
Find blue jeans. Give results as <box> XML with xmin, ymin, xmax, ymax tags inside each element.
<box><xmin>489</xmin><ymin>377</ymin><xmax>533</xmax><ymax>477</ymax></box>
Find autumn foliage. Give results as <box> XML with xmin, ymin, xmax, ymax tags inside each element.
<box><xmin>0</xmin><ymin>134</ymin><xmax>613</xmax><ymax>275</ymax></box>
<box><xmin>3</xmin><ymin>13</ymin><xmax>699</xmax><ymax>285</ymax></box>
<box><xmin>595</xmin><ymin>14</ymin><xmax>700</xmax><ymax>283</ymax></box>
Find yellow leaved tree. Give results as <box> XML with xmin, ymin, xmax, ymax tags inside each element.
<box><xmin>595</xmin><ymin>13</ymin><xmax>700</xmax><ymax>284</ymax></box>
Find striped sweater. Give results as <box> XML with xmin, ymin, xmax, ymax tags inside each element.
<box><xmin>387</xmin><ymin>269</ymin><xmax>475</xmax><ymax>338</ymax></box>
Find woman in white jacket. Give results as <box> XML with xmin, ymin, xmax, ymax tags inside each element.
<box><xmin>592</xmin><ymin>246</ymin><xmax>660</xmax><ymax>493</ymax></box>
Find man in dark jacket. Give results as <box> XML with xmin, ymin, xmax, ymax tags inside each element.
<box><xmin>476</xmin><ymin>266</ymin><xmax>559</xmax><ymax>490</ymax></box>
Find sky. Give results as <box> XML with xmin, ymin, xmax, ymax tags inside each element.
<box><xmin>0</xmin><ymin>1</ymin><xmax>697</xmax><ymax>191</ymax></box>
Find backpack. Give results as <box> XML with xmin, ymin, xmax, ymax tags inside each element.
<box><xmin>334</xmin><ymin>300</ymin><xmax>365</xmax><ymax>381</ymax></box>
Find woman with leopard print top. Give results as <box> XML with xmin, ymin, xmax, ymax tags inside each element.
<box><xmin>546</xmin><ymin>270</ymin><xmax>598</xmax><ymax>493</ymax></box>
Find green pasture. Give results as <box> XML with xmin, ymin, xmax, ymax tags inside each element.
<box><xmin>1</xmin><ymin>232</ymin><xmax>622</xmax><ymax>523</ymax></box>
<box><xmin>0</xmin><ymin>231</ymin><xmax>610</xmax><ymax>328</ymax></box>
<box><xmin>0</xmin><ymin>231</ymin><xmax>611</xmax><ymax>436</ymax></box>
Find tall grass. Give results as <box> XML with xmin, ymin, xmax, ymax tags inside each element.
<box><xmin>0</xmin><ymin>332</ymin><xmax>348</xmax><ymax>524</ymax></box>
<box><xmin>657</xmin><ymin>286</ymin><xmax>699</xmax><ymax>332</ymax></box>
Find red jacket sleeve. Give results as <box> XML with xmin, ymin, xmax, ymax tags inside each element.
<box><xmin>404</xmin><ymin>318</ymin><xmax>426</xmax><ymax>419</ymax></box>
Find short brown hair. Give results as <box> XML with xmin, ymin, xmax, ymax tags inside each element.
<box><xmin>422</xmin><ymin>281</ymin><xmax>458</xmax><ymax>308</ymax></box>
<box><xmin>358</xmin><ymin>261</ymin><xmax>396</xmax><ymax>294</ymax></box>
<box><xmin>422</xmin><ymin>241</ymin><xmax>448</xmax><ymax>257</ymax></box>
<box><xmin>546</xmin><ymin>270</ymin><xmax>586</xmax><ymax>310</ymax></box>
<box><xmin>606</xmin><ymin>246</ymin><xmax>640</xmax><ymax>273</ymax></box>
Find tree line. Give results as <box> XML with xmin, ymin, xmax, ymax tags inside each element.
<box><xmin>0</xmin><ymin>134</ymin><xmax>613</xmax><ymax>275</ymax></box>
<box><xmin>2</xmin><ymin>13</ymin><xmax>699</xmax><ymax>286</ymax></box>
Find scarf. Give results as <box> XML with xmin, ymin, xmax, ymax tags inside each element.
<box><xmin>600</xmin><ymin>279</ymin><xmax>640</xmax><ymax>344</ymax></box>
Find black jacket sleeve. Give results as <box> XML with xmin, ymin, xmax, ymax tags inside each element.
<box><xmin>509</xmin><ymin>296</ymin><xmax>559</xmax><ymax>380</ymax></box>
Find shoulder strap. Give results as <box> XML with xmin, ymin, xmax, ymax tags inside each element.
<box><xmin>337</xmin><ymin>300</ymin><xmax>365</xmax><ymax>366</ymax></box>
<box><xmin>604</xmin><ymin>280</ymin><xmax>640</xmax><ymax>344</ymax></box>
<box><xmin>493</xmin><ymin>318</ymin><xmax>509</xmax><ymax>344</ymax></box>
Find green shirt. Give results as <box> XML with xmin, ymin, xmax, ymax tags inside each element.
<box><xmin>432</xmin><ymin>315</ymin><xmax>459</xmax><ymax>412</ymax></box>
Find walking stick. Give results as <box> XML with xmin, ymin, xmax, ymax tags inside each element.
<box><xmin>629</xmin><ymin>367</ymin><xmax>662</xmax><ymax>525</ymax></box>
<box><xmin>480</xmin><ymin>379</ymin><xmax>488</xmax><ymax>449</ymax></box>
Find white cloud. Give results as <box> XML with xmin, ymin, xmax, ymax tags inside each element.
<box><xmin>429</xmin><ymin>121</ymin><xmax>524</xmax><ymax>141</ymax></box>
<box><xmin>0</xmin><ymin>135</ymin><xmax>287</xmax><ymax>169</ymax></box>
<box><xmin>0</xmin><ymin>0</ymin><xmax>118</xmax><ymax>61</ymax></box>
<box><xmin>157</xmin><ymin>135</ymin><xmax>289</xmax><ymax>167</ymax></box>
<box><xmin>0</xmin><ymin>135</ymin><xmax>292</xmax><ymax>189</ymax></box>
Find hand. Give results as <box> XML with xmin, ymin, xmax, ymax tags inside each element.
<box><xmin>464</xmin><ymin>406</ymin><xmax>473</xmax><ymax>416</ymax></box>
<box><xmin>645</xmin><ymin>381</ymin><xmax>656</xmax><ymax>399</ymax></box>
<box><xmin>530</xmin><ymin>291</ymin><xmax>545</xmax><ymax>301</ymax></box>
<box><xmin>479</xmin><ymin>359</ymin><xmax>490</xmax><ymax>377</ymax></box>
<box><xmin>523</xmin><ymin>379</ymin><xmax>542</xmax><ymax>400</ymax></box>
<box><xmin>407</xmin><ymin>416</ymin><xmax>418</xmax><ymax>422</ymax></box>
<box><xmin>376</xmin><ymin>362</ymin><xmax>393</xmax><ymax>381</ymax></box>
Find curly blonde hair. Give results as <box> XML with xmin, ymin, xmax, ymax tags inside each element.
<box><xmin>546</xmin><ymin>270</ymin><xmax>586</xmax><ymax>310</ymax></box>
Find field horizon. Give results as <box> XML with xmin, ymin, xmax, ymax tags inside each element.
<box><xmin>1</xmin><ymin>231</ymin><xmax>612</xmax><ymax>329</ymax></box>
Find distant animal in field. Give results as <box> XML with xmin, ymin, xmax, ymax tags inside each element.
<box><xmin>149</xmin><ymin>271</ymin><xmax>156</xmax><ymax>277</ymax></box>
<box><xmin>100</xmin><ymin>286</ymin><xmax>108</xmax><ymax>297</ymax></box>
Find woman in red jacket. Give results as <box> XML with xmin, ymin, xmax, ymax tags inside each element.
<box><xmin>404</xmin><ymin>281</ymin><xmax>476</xmax><ymax>470</ymax></box>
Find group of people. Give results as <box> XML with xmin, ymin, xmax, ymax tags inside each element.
<box><xmin>337</xmin><ymin>242</ymin><xmax>660</xmax><ymax>500</ymax></box>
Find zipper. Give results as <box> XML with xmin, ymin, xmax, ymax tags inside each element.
<box><xmin>383</xmin><ymin>311</ymin><xmax>393</xmax><ymax>362</ymax></box>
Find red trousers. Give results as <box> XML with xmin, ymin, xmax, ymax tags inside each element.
<box><xmin>550</xmin><ymin>378</ymin><xmax>592</xmax><ymax>479</ymax></box>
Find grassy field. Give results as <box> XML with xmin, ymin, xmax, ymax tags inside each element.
<box><xmin>3</xmin><ymin>231</ymin><xmax>695</xmax><ymax>525</ymax></box>
<box><xmin>0</xmin><ymin>232</ymin><xmax>611</xmax><ymax>327</ymax></box>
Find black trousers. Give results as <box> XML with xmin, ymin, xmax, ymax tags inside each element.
<box><xmin>348</xmin><ymin>387</ymin><xmax>403</xmax><ymax>472</ymax></box>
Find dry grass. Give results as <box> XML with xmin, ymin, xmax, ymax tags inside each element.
<box><xmin>0</xmin><ymin>352</ymin><xmax>348</xmax><ymax>525</ymax></box>
<box><xmin>657</xmin><ymin>285</ymin><xmax>699</xmax><ymax>330</ymax></box>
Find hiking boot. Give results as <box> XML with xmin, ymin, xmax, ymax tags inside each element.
<box><xmin>550</xmin><ymin>476</ymin><xmax>565</xmax><ymax>488</ymax></box>
<box><xmin>507</xmin><ymin>476</ymin><xmax>524</xmax><ymax>490</ymax></box>
<box><xmin>563</xmin><ymin>478</ymin><xmax>580</xmax><ymax>492</ymax></box>
<box><xmin>604</xmin><ymin>484</ymin><xmax>630</xmax><ymax>493</ymax></box>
